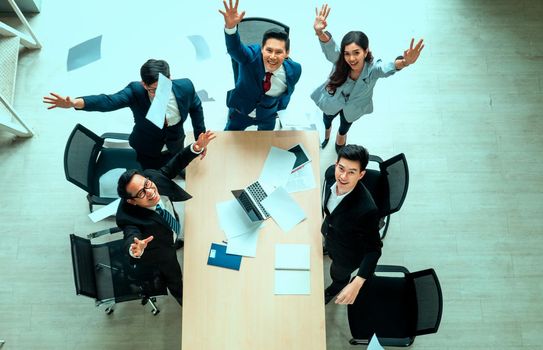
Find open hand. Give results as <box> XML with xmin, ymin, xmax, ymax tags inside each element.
<box><xmin>194</xmin><ymin>130</ymin><xmax>217</xmax><ymax>159</ymax></box>
<box><xmin>43</xmin><ymin>92</ymin><xmax>74</xmax><ymax>109</ymax></box>
<box><xmin>335</xmin><ymin>277</ymin><xmax>365</xmax><ymax>305</ymax></box>
<box><xmin>130</xmin><ymin>236</ymin><xmax>154</xmax><ymax>258</ymax></box>
<box><xmin>219</xmin><ymin>0</ymin><xmax>246</xmax><ymax>29</ymax></box>
<box><xmin>403</xmin><ymin>38</ymin><xmax>425</xmax><ymax>65</ymax></box>
<box><xmin>314</xmin><ymin>4</ymin><xmax>331</xmax><ymax>34</ymax></box>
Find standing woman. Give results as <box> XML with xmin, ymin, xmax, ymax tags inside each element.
<box><xmin>311</xmin><ymin>4</ymin><xmax>424</xmax><ymax>151</ymax></box>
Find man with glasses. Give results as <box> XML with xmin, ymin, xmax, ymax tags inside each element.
<box><xmin>43</xmin><ymin>59</ymin><xmax>206</xmax><ymax>170</ymax></box>
<box><xmin>321</xmin><ymin>144</ymin><xmax>382</xmax><ymax>305</ymax></box>
<box><xmin>115</xmin><ymin>131</ymin><xmax>215</xmax><ymax>306</ymax></box>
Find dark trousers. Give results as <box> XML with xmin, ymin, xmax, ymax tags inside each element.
<box><xmin>225</xmin><ymin>108</ymin><xmax>276</xmax><ymax>131</ymax></box>
<box><xmin>323</xmin><ymin>110</ymin><xmax>353</xmax><ymax>136</ymax></box>
<box><xmin>136</xmin><ymin>134</ymin><xmax>186</xmax><ymax>171</ymax></box>
<box><xmin>161</xmin><ymin>259</ymin><xmax>183</xmax><ymax>306</ymax></box>
<box><xmin>328</xmin><ymin>260</ymin><xmax>356</xmax><ymax>294</ymax></box>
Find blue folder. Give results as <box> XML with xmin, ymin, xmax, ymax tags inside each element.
<box><xmin>207</xmin><ymin>243</ymin><xmax>242</xmax><ymax>270</ymax></box>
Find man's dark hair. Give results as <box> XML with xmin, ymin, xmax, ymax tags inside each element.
<box><xmin>262</xmin><ymin>28</ymin><xmax>290</xmax><ymax>52</ymax></box>
<box><xmin>336</xmin><ymin>144</ymin><xmax>369</xmax><ymax>171</ymax></box>
<box><xmin>117</xmin><ymin>169</ymin><xmax>141</xmax><ymax>199</ymax></box>
<box><xmin>140</xmin><ymin>59</ymin><xmax>170</xmax><ymax>85</ymax></box>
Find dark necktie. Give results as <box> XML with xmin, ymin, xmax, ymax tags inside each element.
<box><xmin>156</xmin><ymin>204</ymin><xmax>180</xmax><ymax>235</ymax></box>
<box><xmin>263</xmin><ymin>72</ymin><xmax>273</xmax><ymax>93</ymax></box>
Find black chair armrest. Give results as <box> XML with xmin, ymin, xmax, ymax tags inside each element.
<box><xmin>87</xmin><ymin>227</ymin><xmax>122</xmax><ymax>240</ymax></box>
<box><xmin>375</xmin><ymin>264</ymin><xmax>410</xmax><ymax>275</ymax></box>
<box><xmin>101</xmin><ymin>132</ymin><xmax>130</xmax><ymax>141</ymax></box>
<box><xmin>87</xmin><ymin>194</ymin><xmax>117</xmax><ymax>206</ymax></box>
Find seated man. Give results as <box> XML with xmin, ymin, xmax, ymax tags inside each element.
<box><xmin>219</xmin><ymin>0</ymin><xmax>302</xmax><ymax>131</ymax></box>
<box><xmin>44</xmin><ymin>59</ymin><xmax>206</xmax><ymax>170</ymax></box>
<box><xmin>321</xmin><ymin>144</ymin><xmax>382</xmax><ymax>305</ymax></box>
<box><xmin>115</xmin><ymin>131</ymin><xmax>215</xmax><ymax>306</ymax></box>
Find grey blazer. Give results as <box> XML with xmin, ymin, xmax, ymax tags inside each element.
<box><xmin>310</xmin><ymin>34</ymin><xmax>398</xmax><ymax>122</ymax></box>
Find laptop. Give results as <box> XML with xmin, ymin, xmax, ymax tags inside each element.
<box><xmin>232</xmin><ymin>181</ymin><xmax>271</xmax><ymax>222</ymax></box>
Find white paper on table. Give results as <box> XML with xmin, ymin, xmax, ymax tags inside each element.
<box><xmin>368</xmin><ymin>334</ymin><xmax>384</xmax><ymax>350</ymax></box>
<box><xmin>258</xmin><ymin>147</ymin><xmax>296</xmax><ymax>193</ymax></box>
<box><xmin>274</xmin><ymin>270</ymin><xmax>310</xmax><ymax>295</ymax></box>
<box><xmin>225</xmin><ymin>223</ymin><xmax>263</xmax><ymax>257</ymax></box>
<box><xmin>261</xmin><ymin>187</ymin><xmax>306</xmax><ymax>233</ymax></box>
<box><xmin>285</xmin><ymin>163</ymin><xmax>316</xmax><ymax>193</ymax></box>
<box><xmin>275</xmin><ymin>244</ymin><xmax>310</xmax><ymax>270</ymax></box>
<box><xmin>99</xmin><ymin>168</ymin><xmax>126</xmax><ymax>198</ymax></box>
<box><xmin>88</xmin><ymin>198</ymin><xmax>121</xmax><ymax>223</ymax></box>
<box><xmin>216</xmin><ymin>199</ymin><xmax>261</xmax><ymax>240</ymax></box>
<box><xmin>145</xmin><ymin>73</ymin><xmax>172</xmax><ymax>129</ymax></box>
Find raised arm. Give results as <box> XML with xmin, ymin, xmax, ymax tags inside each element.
<box><xmin>43</xmin><ymin>93</ymin><xmax>85</xmax><ymax>110</ymax></box>
<box><xmin>314</xmin><ymin>4</ymin><xmax>331</xmax><ymax>43</ymax></box>
<box><xmin>218</xmin><ymin>0</ymin><xmax>245</xmax><ymax>29</ymax></box>
<box><xmin>394</xmin><ymin>38</ymin><xmax>425</xmax><ymax>70</ymax></box>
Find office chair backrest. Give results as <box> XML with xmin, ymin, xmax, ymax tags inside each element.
<box><xmin>380</xmin><ymin>153</ymin><xmax>409</xmax><ymax>215</ymax></box>
<box><xmin>70</xmin><ymin>234</ymin><xmax>98</xmax><ymax>299</ymax></box>
<box><xmin>64</xmin><ymin>123</ymin><xmax>104</xmax><ymax>195</ymax></box>
<box><xmin>232</xmin><ymin>17</ymin><xmax>290</xmax><ymax>82</ymax></box>
<box><xmin>409</xmin><ymin>268</ymin><xmax>443</xmax><ymax>335</ymax></box>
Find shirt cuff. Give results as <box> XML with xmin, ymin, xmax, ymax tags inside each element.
<box><xmin>224</xmin><ymin>26</ymin><xmax>237</xmax><ymax>35</ymax></box>
<box><xmin>190</xmin><ymin>143</ymin><xmax>204</xmax><ymax>154</ymax></box>
<box><xmin>129</xmin><ymin>247</ymin><xmax>143</xmax><ymax>259</ymax></box>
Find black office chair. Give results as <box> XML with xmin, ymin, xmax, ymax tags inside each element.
<box><xmin>324</xmin><ymin>153</ymin><xmax>409</xmax><ymax>240</ymax></box>
<box><xmin>231</xmin><ymin>17</ymin><xmax>290</xmax><ymax>83</ymax></box>
<box><xmin>362</xmin><ymin>153</ymin><xmax>409</xmax><ymax>239</ymax></box>
<box><xmin>348</xmin><ymin>265</ymin><xmax>443</xmax><ymax>347</ymax></box>
<box><xmin>70</xmin><ymin>228</ymin><xmax>168</xmax><ymax>315</ymax></box>
<box><xmin>64</xmin><ymin>123</ymin><xmax>141</xmax><ymax>212</ymax></box>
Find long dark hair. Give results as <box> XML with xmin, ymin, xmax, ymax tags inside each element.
<box><xmin>327</xmin><ymin>31</ymin><xmax>373</xmax><ymax>94</ymax></box>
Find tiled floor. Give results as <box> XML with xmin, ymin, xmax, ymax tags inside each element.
<box><xmin>1</xmin><ymin>0</ymin><xmax>543</xmax><ymax>349</ymax></box>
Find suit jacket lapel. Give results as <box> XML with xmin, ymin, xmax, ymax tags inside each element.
<box><xmin>330</xmin><ymin>183</ymin><xmax>362</xmax><ymax>217</ymax></box>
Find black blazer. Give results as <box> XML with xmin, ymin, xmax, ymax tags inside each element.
<box><xmin>116</xmin><ymin>145</ymin><xmax>197</xmax><ymax>266</ymax></box>
<box><xmin>81</xmin><ymin>79</ymin><xmax>205</xmax><ymax>158</ymax></box>
<box><xmin>321</xmin><ymin>165</ymin><xmax>382</xmax><ymax>279</ymax></box>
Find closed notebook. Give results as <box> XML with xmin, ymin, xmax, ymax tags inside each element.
<box><xmin>207</xmin><ymin>243</ymin><xmax>242</xmax><ymax>271</ymax></box>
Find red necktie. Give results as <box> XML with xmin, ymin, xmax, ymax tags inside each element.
<box><xmin>263</xmin><ymin>72</ymin><xmax>273</xmax><ymax>93</ymax></box>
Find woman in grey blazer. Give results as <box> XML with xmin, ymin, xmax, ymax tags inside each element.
<box><xmin>311</xmin><ymin>4</ymin><xmax>424</xmax><ymax>152</ymax></box>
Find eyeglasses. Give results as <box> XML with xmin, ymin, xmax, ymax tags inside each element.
<box><xmin>131</xmin><ymin>177</ymin><xmax>153</xmax><ymax>199</ymax></box>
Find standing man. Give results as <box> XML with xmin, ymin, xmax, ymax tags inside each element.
<box><xmin>322</xmin><ymin>144</ymin><xmax>382</xmax><ymax>305</ymax></box>
<box><xmin>115</xmin><ymin>131</ymin><xmax>215</xmax><ymax>306</ymax></box>
<box><xmin>219</xmin><ymin>0</ymin><xmax>302</xmax><ymax>131</ymax></box>
<box><xmin>43</xmin><ymin>59</ymin><xmax>206</xmax><ymax>170</ymax></box>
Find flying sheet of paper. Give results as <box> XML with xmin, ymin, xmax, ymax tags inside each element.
<box><xmin>261</xmin><ymin>187</ymin><xmax>306</xmax><ymax>233</ymax></box>
<box><xmin>187</xmin><ymin>35</ymin><xmax>211</xmax><ymax>61</ymax></box>
<box><xmin>216</xmin><ymin>199</ymin><xmax>262</xmax><ymax>240</ymax></box>
<box><xmin>196</xmin><ymin>89</ymin><xmax>215</xmax><ymax>102</ymax></box>
<box><xmin>145</xmin><ymin>73</ymin><xmax>172</xmax><ymax>129</ymax></box>
<box><xmin>285</xmin><ymin>163</ymin><xmax>316</xmax><ymax>193</ymax></box>
<box><xmin>88</xmin><ymin>198</ymin><xmax>121</xmax><ymax>223</ymax></box>
<box><xmin>258</xmin><ymin>147</ymin><xmax>296</xmax><ymax>193</ymax></box>
<box><xmin>67</xmin><ymin>35</ymin><xmax>102</xmax><ymax>71</ymax></box>
<box><xmin>368</xmin><ymin>334</ymin><xmax>384</xmax><ymax>350</ymax></box>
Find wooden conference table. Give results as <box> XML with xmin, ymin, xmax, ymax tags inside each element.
<box><xmin>182</xmin><ymin>131</ymin><xmax>326</xmax><ymax>350</ymax></box>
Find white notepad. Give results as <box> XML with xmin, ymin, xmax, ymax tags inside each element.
<box><xmin>274</xmin><ymin>244</ymin><xmax>311</xmax><ymax>295</ymax></box>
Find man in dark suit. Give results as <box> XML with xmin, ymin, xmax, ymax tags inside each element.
<box><xmin>43</xmin><ymin>59</ymin><xmax>206</xmax><ymax>170</ymax></box>
<box><xmin>219</xmin><ymin>0</ymin><xmax>302</xmax><ymax>131</ymax></box>
<box><xmin>322</xmin><ymin>144</ymin><xmax>382</xmax><ymax>305</ymax></box>
<box><xmin>115</xmin><ymin>131</ymin><xmax>215</xmax><ymax>306</ymax></box>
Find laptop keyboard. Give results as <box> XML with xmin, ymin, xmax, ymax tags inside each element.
<box><xmin>246</xmin><ymin>182</ymin><xmax>270</xmax><ymax>217</ymax></box>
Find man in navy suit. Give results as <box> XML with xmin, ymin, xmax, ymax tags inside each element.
<box><xmin>44</xmin><ymin>59</ymin><xmax>206</xmax><ymax>170</ymax></box>
<box><xmin>219</xmin><ymin>0</ymin><xmax>302</xmax><ymax>131</ymax></box>
<box><xmin>321</xmin><ymin>145</ymin><xmax>382</xmax><ymax>305</ymax></box>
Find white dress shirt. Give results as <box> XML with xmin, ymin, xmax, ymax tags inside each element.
<box><xmin>326</xmin><ymin>182</ymin><xmax>353</xmax><ymax>214</ymax></box>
